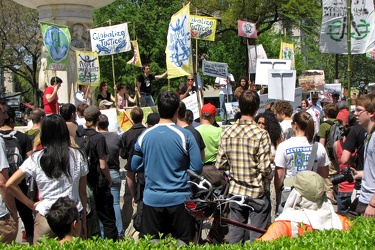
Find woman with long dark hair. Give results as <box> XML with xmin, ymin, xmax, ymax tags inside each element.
<box><xmin>274</xmin><ymin>111</ymin><xmax>329</xmax><ymax>214</ymax></box>
<box><xmin>6</xmin><ymin>114</ymin><xmax>88</xmax><ymax>243</ymax></box>
<box><xmin>97</xmin><ymin>81</ymin><xmax>115</xmax><ymax>104</ymax></box>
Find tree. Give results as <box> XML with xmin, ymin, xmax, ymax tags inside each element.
<box><xmin>0</xmin><ymin>0</ymin><xmax>42</xmax><ymax>106</ymax></box>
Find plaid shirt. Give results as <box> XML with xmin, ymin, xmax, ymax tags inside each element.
<box><xmin>215</xmin><ymin>119</ymin><xmax>272</xmax><ymax>198</ymax></box>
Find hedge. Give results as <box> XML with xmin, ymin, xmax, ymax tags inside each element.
<box><xmin>1</xmin><ymin>216</ymin><xmax>374</xmax><ymax>249</ymax></box>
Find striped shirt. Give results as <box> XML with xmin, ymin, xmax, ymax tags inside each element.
<box><xmin>215</xmin><ymin>119</ymin><xmax>272</xmax><ymax>198</ymax></box>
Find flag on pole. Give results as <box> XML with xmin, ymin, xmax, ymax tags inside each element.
<box><xmin>320</xmin><ymin>0</ymin><xmax>375</xmax><ymax>54</ymax></box>
<box><xmin>90</xmin><ymin>23</ymin><xmax>131</xmax><ymax>56</ymax></box>
<box><xmin>190</xmin><ymin>15</ymin><xmax>217</xmax><ymax>41</ymax></box>
<box><xmin>40</xmin><ymin>22</ymin><xmax>71</xmax><ymax>71</ymax></box>
<box><xmin>166</xmin><ymin>4</ymin><xmax>193</xmax><ymax>79</ymax></box>
<box><xmin>238</xmin><ymin>20</ymin><xmax>257</xmax><ymax>38</ymax></box>
<box><xmin>279</xmin><ymin>42</ymin><xmax>295</xmax><ymax>68</ymax></box>
<box><xmin>76</xmin><ymin>51</ymin><xmax>100</xmax><ymax>86</ymax></box>
<box><xmin>127</xmin><ymin>40</ymin><xmax>142</xmax><ymax>67</ymax></box>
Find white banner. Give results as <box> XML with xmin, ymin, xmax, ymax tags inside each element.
<box><xmin>202</xmin><ymin>60</ymin><xmax>228</xmax><ymax>78</ymax></box>
<box><xmin>320</xmin><ymin>0</ymin><xmax>375</xmax><ymax>54</ymax></box>
<box><xmin>90</xmin><ymin>23</ymin><xmax>131</xmax><ymax>56</ymax></box>
<box><xmin>182</xmin><ymin>93</ymin><xmax>200</xmax><ymax>120</ymax></box>
<box><xmin>248</xmin><ymin>44</ymin><xmax>267</xmax><ymax>73</ymax></box>
<box><xmin>255</xmin><ymin>59</ymin><xmax>291</xmax><ymax>86</ymax></box>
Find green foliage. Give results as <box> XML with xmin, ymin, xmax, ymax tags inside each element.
<box><xmin>1</xmin><ymin>217</ymin><xmax>375</xmax><ymax>249</ymax></box>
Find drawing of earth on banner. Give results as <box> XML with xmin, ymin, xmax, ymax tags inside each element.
<box><xmin>44</xmin><ymin>26</ymin><xmax>70</xmax><ymax>62</ymax></box>
<box><xmin>168</xmin><ymin>15</ymin><xmax>191</xmax><ymax>67</ymax></box>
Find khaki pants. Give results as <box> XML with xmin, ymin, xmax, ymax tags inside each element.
<box><xmin>0</xmin><ymin>215</ymin><xmax>17</xmax><ymax>244</ymax></box>
<box><xmin>34</xmin><ymin>213</ymin><xmax>57</xmax><ymax>244</ymax></box>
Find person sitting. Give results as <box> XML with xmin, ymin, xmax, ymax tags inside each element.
<box><xmin>46</xmin><ymin>196</ymin><xmax>82</xmax><ymax>244</ymax></box>
<box><xmin>259</xmin><ymin>171</ymin><xmax>351</xmax><ymax>241</ymax></box>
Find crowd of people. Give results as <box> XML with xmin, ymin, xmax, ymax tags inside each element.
<box><xmin>0</xmin><ymin>72</ymin><xmax>374</xmax><ymax>246</ymax></box>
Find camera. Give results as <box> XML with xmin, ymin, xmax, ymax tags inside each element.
<box><xmin>329</xmin><ymin>167</ymin><xmax>354</xmax><ymax>185</ymax></box>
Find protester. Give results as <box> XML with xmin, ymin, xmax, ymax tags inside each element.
<box><xmin>0</xmin><ymin>99</ymin><xmax>18</xmax><ymax>244</ymax></box>
<box><xmin>6</xmin><ymin>114</ymin><xmax>88</xmax><ymax>243</ymax></box>
<box><xmin>26</xmin><ymin>108</ymin><xmax>45</xmax><ymax>142</ymax></box>
<box><xmin>317</xmin><ymin>103</ymin><xmax>340</xmax><ymax>200</ymax></box>
<box><xmin>179</xmin><ymin>75</ymin><xmax>196</xmax><ymax>100</ymax></box>
<box><xmin>116</xmin><ymin>83</ymin><xmax>139</xmax><ymax>109</ymax></box>
<box><xmin>121</xmin><ymin>107</ymin><xmax>146</xmax><ymax>237</ymax></box>
<box><xmin>271</xmin><ymin>100</ymin><xmax>294</xmax><ymax>140</ymax></box>
<box><xmin>137</xmin><ymin>63</ymin><xmax>167</xmax><ymax>107</ymax></box>
<box><xmin>332</xmin><ymin>91</ymin><xmax>340</xmax><ymax>104</ymax></box>
<box><xmin>351</xmin><ymin>93</ymin><xmax>375</xmax><ymax>217</ymax></box>
<box><xmin>76</xmin><ymin>103</ymin><xmax>88</xmax><ymax>127</ymax></box>
<box><xmin>301</xmin><ymin>98</ymin><xmax>308</xmax><ymax>111</ymax></box>
<box><xmin>97</xmin><ymin>114</ymin><xmax>124</xmax><ymax>238</ymax></box>
<box><xmin>97</xmin><ymin>82</ymin><xmax>115</xmax><ymax>104</ymax></box>
<box><xmin>99</xmin><ymin>100</ymin><xmax>113</xmax><ymax>110</ymax></box>
<box><xmin>76</xmin><ymin>106</ymin><xmax>118</xmax><ymax>240</ymax></box>
<box><xmin>146</xmin><ymin>112</ymin><xmax>160</xmax><ymax>127</ymax></box>
<box><xmin>176</xmin><ymin>102</ymin><xmax>205</xmax><ymax>161</ymax></box>
<box><xmin>336</xmin><ymin>100</ymin><xmax>350</xmax><ymax>125</ymax></box>
<box><xmin>131</xmin><ymin>91</ymin><xmax>202</xmax><ymax>244</ymax></box>
<box><xmin>196</xmin><ymin>103</ymin><xmax>225</xmax><ymax>190</ymax></box>
<box><xmin>46</xmin><ymin>196</ymin><xmax>82</xmax><ymax>244</ymax></box>
<box><xmin>74</xmin><ymin>84</ymin><xmax>91</xmax><ymax>106</ymax></box>
<box><xmin>0</xmin><ymin>105</ymin><xmax>33</xmax><ymax>243</ymax></box>
<box><xmin>274</xmin><ymin>111</ymin><xmax>329</xmax><ymax>214</ymax></box>
<box><xmin>234</xmin><ymin>77</ymin><xmax>249</xmax><ymax>101</ymax></box>
<box><xmin>43</xmin><ymin>76</ymin><xmax>62</xmax><ymax>114</ymax></box>
<box><xmin>60</xmin><ymin>103</ymin><xmax>78</xmax><ymax>139</ymax></box>
<box><xmin>259</xmin><ymin>171</ymin><xmax>350</xmax><ymax>241</ymax></box>
<box><xmin>333</xmin><ymin>113</ymin><xmax>357</xmax><ymax>215</ymax></box>
<box><xmin>215</xmin><ymin>73</ymin><xmax>235</xmax><ymax>125</ymax></box>
<box><xmin>216</xmin><ymin>90</ymin><xmax>273</xmax><ymax>243</ymax></box>
<box><xmin>306</xmin><ymin>92</ymin><xmax>322</xmax><ymax>135</ymax></box>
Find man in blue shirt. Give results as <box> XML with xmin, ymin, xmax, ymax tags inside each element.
<box><xmin>131</xmin><ymin>91</ymin><xmax>203</xmax><ymax>244</ymax></box>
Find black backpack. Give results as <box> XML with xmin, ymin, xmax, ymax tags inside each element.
<box><xmin>75</xmin><ymin>126</ymin><xmax>107</xmax><ymax>189</ymax></box>
<box><xmin>0</xmin><ymin>130</ymin><xmax>23</xmax><ymax>177</ymax></box>
<box><xmin>323</xmin><ymin>119</ymin><xmax>345</xmax><ymax>159</ymax></box>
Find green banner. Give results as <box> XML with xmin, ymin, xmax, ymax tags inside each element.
<box><xmin>40</xmin><ymin>22</ymin><xmax>71</xmax><ymax>71</ymax></box>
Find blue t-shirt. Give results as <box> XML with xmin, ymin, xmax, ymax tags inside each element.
<box><xmin>131</xmin><ymin>123</ymin><xmax>203</xmax><ymax>207</ymax></box>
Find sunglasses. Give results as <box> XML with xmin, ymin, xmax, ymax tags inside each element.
<box><xmin>187</xmin><ymin>79</ymin><xmax>194</xmax><ymax>81</ymax></box>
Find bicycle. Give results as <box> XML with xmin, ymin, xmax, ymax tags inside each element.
<box><xmin>184</xmin><ymin>170</ymin><xmax>266</xmax><ymax>244</ymax></box>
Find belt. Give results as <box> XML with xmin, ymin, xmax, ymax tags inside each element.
<box><xmin>0</xmin><ymin>214</ymin><xmax>10</xmax><ymax>220</ymax></box>
<box><xmin>204</xmin><ymin>162</ymin><xmax>215</xmax><ymax>165</ymax></box>
<box><xmin>141</xmin><ymin>92</ymin><xmax>150</xmax><ymax>96</ymax></box>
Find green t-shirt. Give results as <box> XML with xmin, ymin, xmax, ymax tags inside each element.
<box><xmin>196</xmin><ymin>124</ymin><xmax>222</xmax><ymax>163</ymax></box>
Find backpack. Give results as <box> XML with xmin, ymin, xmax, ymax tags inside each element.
<box><xmin>0</xmin><ymin>130</ymin><xmax>23</xmax><ymax>177</ymax></box>
<box><xmin>324</xmin><ymin>119</ymin><xmax>345</xmax><ymax>159</ymax></box>
<box><xmin>75</xmin><ymin>126</ymin><xmax>107</xmax><ymax>189</ymax></box>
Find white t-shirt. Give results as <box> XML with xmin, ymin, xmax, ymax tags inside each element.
<box><xmin>215</xmin><ymin>73</ymin><xmax>234</xmax><ymax>95</ymax></box>
<box><xmin>280</xmin><ymin>119</ymin><xmax>293</xmax><ymax>139</ymax></box>
<box><xmin>20</xmin><ymin>148</ymin><xmax>89</xmax><ymax>216</ymax></box>
<box><xmin>306</xmin><ymin>105</ymin><xmax>322</xmax><ymax>134</ymax></box>
<box><xmin>74</xmin><ymin>90</ymin><xmax>90</xmax><ymax>106</ymax></box>
<box><xmin>0</xmin><ymin>138</ymin><xmax>10</xmax><ymax>217</ymax></box>
<box><xmin>275</xmin><ymin>136</ymin><xmax>330</xmax><ymax>178</ymax></box>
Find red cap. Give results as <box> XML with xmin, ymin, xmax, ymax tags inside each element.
<box><xmin>201</xmin><ymin>103</ymin><xmax>216</xmax><ymax>117</ymax></box>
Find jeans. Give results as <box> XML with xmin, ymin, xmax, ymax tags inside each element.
<box><xmin>110</xmin><ymin>169</ymin><xmax>124</xmax><ymax>236</ymax></box>
<box><xmin>94</xmin><ymin>186</ymin><xmax>118</xmax><ymax>241</ymax></box>
<box><xmin>219</xmin><ymin>94</ymin><xmax>233</xmax><ymax>122</ymax></box>
<box><xmin>140</xmin><ymin>94</ymin><xmax>155</xmax><ymax>107</ymax></box>
<box><xmin>337</xmin><ymin>192</ymin><xmax>352</xmax><ymax>215</ymax></box>
<box><xmin>229</xmin><ymin>195</ymin><xmax>270</xmax><ymax>243</ymax></box>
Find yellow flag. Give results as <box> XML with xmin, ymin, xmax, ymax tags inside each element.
<box><xmin>165</xmin><ymin>4</ymin><xmax>193</xmax><ymax>79</ymax></box>
<box><xmin>127</xmin><ymin>40</ymin><xmax>142</xmax><ymax>67</ymax></box>
<box><xmin>279</xmin><ymin>42</ymin><xmax>295</xmax><ymax>68</ymax></box>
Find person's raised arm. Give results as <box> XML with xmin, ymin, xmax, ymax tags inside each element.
<box><xmin>46</xmin><ymin>83</ymin><xmax>61</xmax><ymax>103</ymax></box>
<box><xmin>155</xmin><ymin>71</ymin><xmax>167</xmax><ymax>79</ymax></box>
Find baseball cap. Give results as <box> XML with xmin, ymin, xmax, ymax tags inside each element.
<box><xmin>99</xmin><ymin>100</ymin><xmax>113</xmax><ymax>109</ymax></box>
<box><xmin>84</xmin><ymin>106</ymin><xmax>101</xmax><ymax>121</ymax></box>
<box><xmin>201</xmin><ymin>103</ymin><xmax>216</xmax><ymax>117</ymax></box>
<box><xmin>284</xmin><ymin>171</ymin><xmax>326</xmax><ymax>202</ymax></box>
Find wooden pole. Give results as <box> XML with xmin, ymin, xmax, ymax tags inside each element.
<box><xmin>347</xmin><ymin>0</ymin><xmax>352</xmax><ymax>108</ymax></box>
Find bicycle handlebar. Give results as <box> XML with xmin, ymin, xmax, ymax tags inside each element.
<box><xmin>186</xmin><ymin>169</ymin><xmax>204</xmax><ymax>182</ymax></box>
